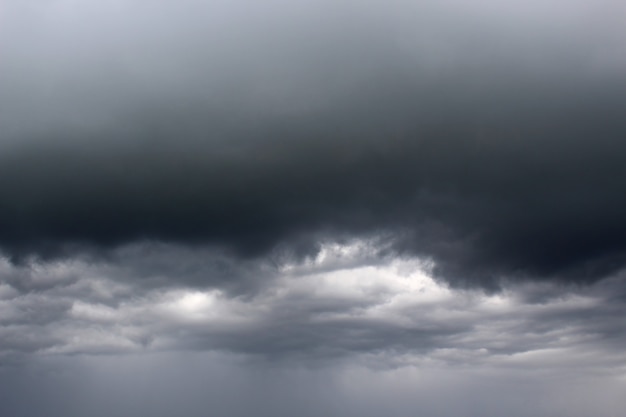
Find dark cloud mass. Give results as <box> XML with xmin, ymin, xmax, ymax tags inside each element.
<box><xmin>1</xmin><ymin>1</ymin><xmax>626</xmax><ymax>291</ymax></box>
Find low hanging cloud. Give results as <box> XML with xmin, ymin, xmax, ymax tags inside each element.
<box><xmin>1</xmin><ymin>248</ymin><xmax>625</xmax><ymax>370</ymax></box>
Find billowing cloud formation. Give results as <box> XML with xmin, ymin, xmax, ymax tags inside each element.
<box><xmin>1</xmin><ymin>0</ymin><xmax>626</xmax><ymax>288</ymax></box>
<box><xmin>1</xmin><ymin>244</ymin><xmax>625</xmax><ymax>369</ymax></box>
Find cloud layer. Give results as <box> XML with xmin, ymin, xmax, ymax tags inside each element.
<box><xmin>1</xmin><ymin>0</ymin><xmax>626</xmax><ymax>288</ymax></box>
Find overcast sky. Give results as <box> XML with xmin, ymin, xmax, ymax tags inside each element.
<box><xmin>1</xmin><ymin>0</ymin><xmax>626</xmax><ymax>416</ymax></box>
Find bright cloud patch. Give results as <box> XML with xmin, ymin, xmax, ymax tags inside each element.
<box><xmin>0</xmin><ymin>242</ymin><xmax>624</xmax><ymax>376</ymax></box>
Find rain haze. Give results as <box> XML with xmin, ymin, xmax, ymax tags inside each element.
<box><xmin>1</xmin><ymin>0</ymin><xmax>626</xmax><ymax>415</ymax></box>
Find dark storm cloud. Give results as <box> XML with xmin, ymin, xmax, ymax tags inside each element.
<box><xmin>2</xmin><ymin>0</ymin><xmax>626</xmax><ymax>288</ymax></box>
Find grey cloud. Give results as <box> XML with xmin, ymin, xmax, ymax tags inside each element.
<box><xmin>1</xmin><ymin>254</ymin><xmax>625</xmax><ymax>369</ymax></box>
<box><xmin>0</xmin><ymin>258</ymin><xmax>80</xmax><ymax>293</ymax></box>
<box><xmin>0</xmin><ymin>294</ymin><xmax>70</xmax><ymax>326</ymax></box>
<box><xmin>98</xmin><ymin>243</ymin><xmax>280</xmax><ymax>294</ymax></box>
<box><xmin>0</xmin><ymin>326</ymin><xmax>62</xmax><ymax>355</ymax></box>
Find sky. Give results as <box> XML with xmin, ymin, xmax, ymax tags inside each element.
<box><xmin>1</xmin><ymin>0</ymin><xmax>626</xmax><ymax>415</ymax></box>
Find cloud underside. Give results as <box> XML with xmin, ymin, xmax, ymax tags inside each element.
<box><xmin>2</xmin><ymin>78</ymin><xmax>626</xmax><ymax>287</ymax></box>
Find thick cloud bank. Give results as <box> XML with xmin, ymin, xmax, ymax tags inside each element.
<box><xmin>1</xmin><ymin>0</ymin><xmax>626</xmax><ymax>287</ymax></box>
